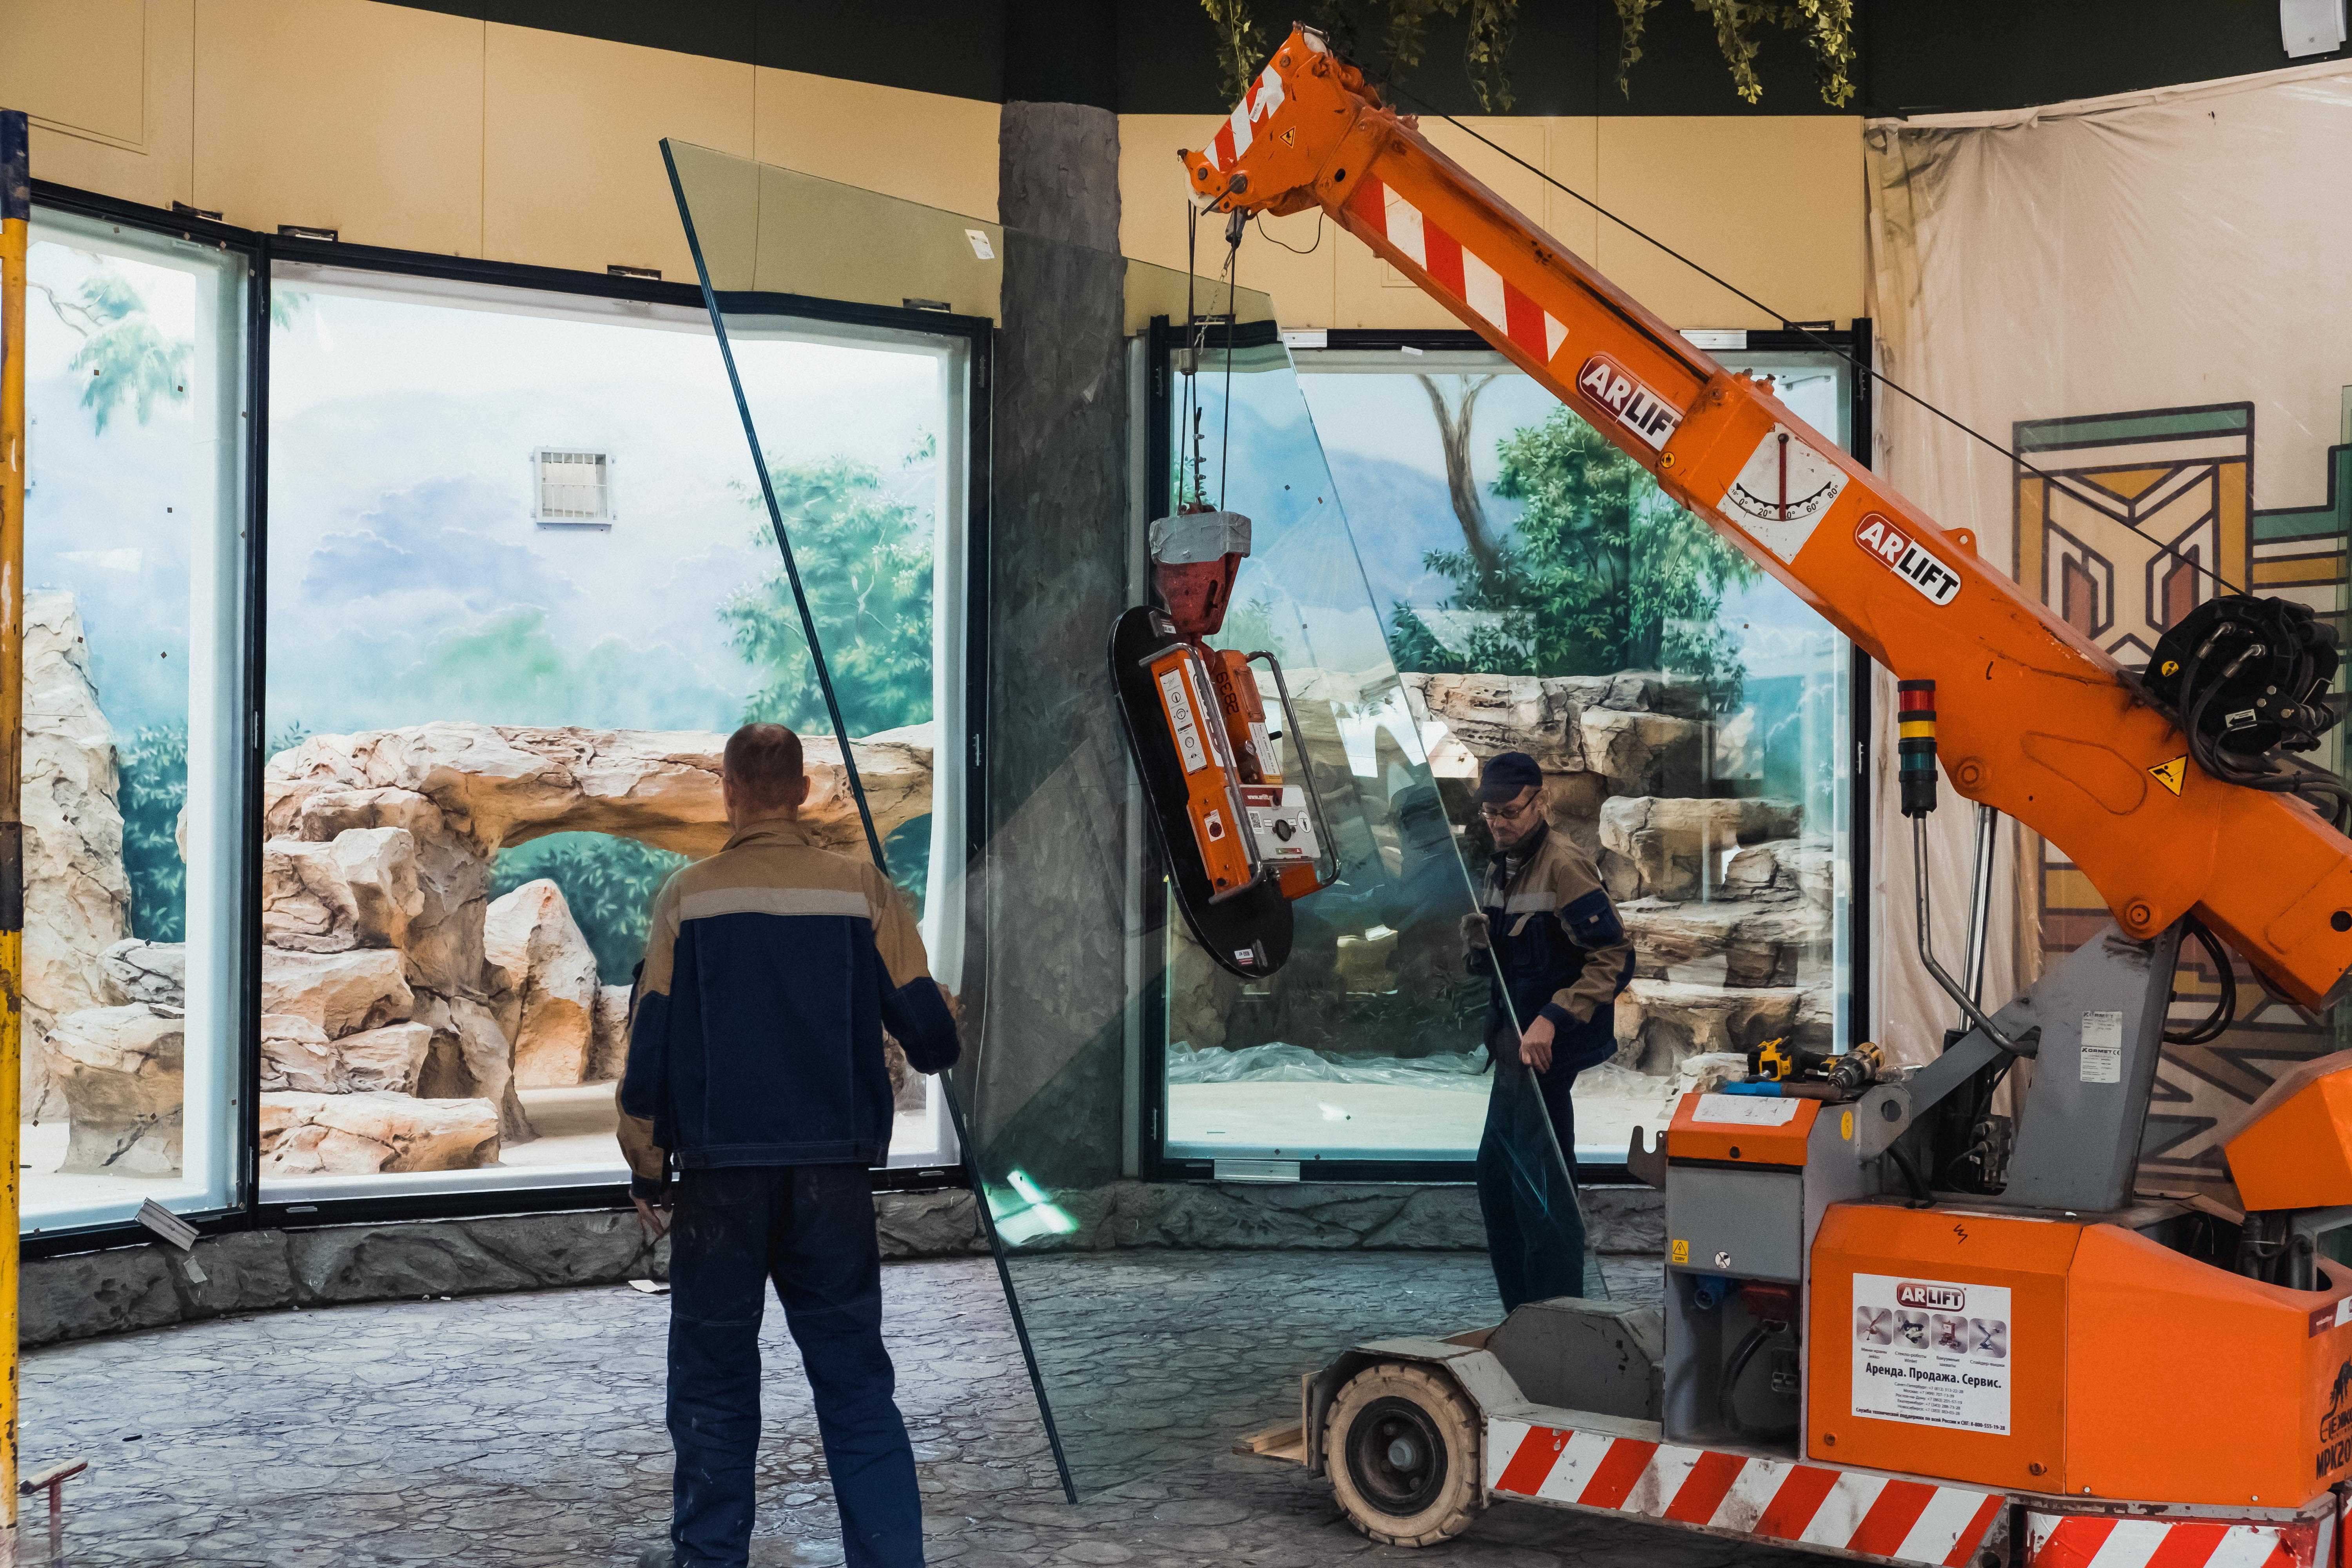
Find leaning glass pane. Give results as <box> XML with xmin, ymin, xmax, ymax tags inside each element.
<box><xmin>667</xmin><ymin>142</ymin><xmax>1603</xmax><ymax>1498</ymax></box>
<box><xmin>21</xmin><ymin>208</ymin><xmax>250</xmax><ymax>1234</ymax></box>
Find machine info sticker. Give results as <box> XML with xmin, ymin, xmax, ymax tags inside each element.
<box><xmin>1691</xmin><ymin>1093</ymin><xmax>1801</xmax><ymax>1126</ymax></box>
<box><xmin>1852</xmin><ymin>1274</ymin><xmax>2011</xmax><ymax>1435</ymax></box>
<box><xmin>2079</xmin><ymin>1011</ymin><xmax>2123</xmax><ymax>1084</ymax></box>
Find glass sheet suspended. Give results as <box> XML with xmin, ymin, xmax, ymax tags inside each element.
<box><xmin>663</xmin><ymin>140</ymin><xmax>1601</xmax><ymax>1497</ymax></box>
<box><xmin>1289</xmin><ymin>346</ymin><xmax>1857</xmax><ymax>1165</ymax></box>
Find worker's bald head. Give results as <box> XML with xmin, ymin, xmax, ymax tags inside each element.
<box><xmin>722</xmin><ymin>723</ymin><xmax>809</xmax><ymax>826</ymax></box>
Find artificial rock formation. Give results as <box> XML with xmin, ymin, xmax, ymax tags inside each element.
<box><xmin>261</xmin><ymin>1017</ymin><xmax>433</xmax><ymax>1096</ymax></box>
<box><xmin>1162</xmin><ymin>671</ymin><xmax>1831</xmax><ymax>1105</ymax></box>
<box><xmin>1612</xmin><ymin>980</ymin><xmax>1809</xmax><ymax>1074</ymax></box>
<box><xmin>247</xmin><ymin>722</ymin><xmax>932</xmax><ymax>1173</ymax></box>
<box><xmin>100</xmin><ymin>939</ymin><xmax>184</xmax><ymax>1008</ymax></box>
<box><xmin>1597</xmin><ymin>796</ymin><xmax>1803</xmax><ymax>903</ymax></box>
<box><xmin>484</xmin><ymin>878</ymin><xmax>599</xmax><ymax>1088</ymax></box>
<box><xmin>24</xmin><ymin>591</ymin><xmax>132</xmax><ymax>1122</ymax></box>
<box><xmin>48</xmin><ymin>1004</ymin><xmax>184</xmax><ymax>1174</ymax></box>
<box><xmin>259</xmin><ymin>1092</ymin><xmax>501</xmax><ymax>1176</ymax></box>
<box><xmin>588</xmin><ymin>984</ymin><xmax>631</xmax><ymax>1085</ymax></box>
<box><xmin>262</xmin><ymin>827</ymin><xmax>423</xmax><ymax>953</ymax></box>
<box><xmin>258</xmin><ymin>947</ymin><xmax>414</xmax><ymax>1038</ymax></box>
<box><xmin>1399</xmin><ymin>671</ymin><xmax>1830</xmax><ymax>1076</ymax></box>
<box><xmin>1411</xmin><ymin>672</ymin><xmax>1710</xmax><ymax>851</ymax></box>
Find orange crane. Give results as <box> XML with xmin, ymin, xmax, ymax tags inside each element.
<box><xmin>1114</xmin><ymin>25</ymin><xmax>2352</xmax><ymax>1568</ymax></box>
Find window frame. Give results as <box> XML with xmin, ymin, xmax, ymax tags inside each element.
<box><xmin>22</xmin><ymin>179</ymin><xmax>989</xmax><ymax>1258</ymax></box>
<box><xmin>19</xmin><ymin>184</ymin><xmax>268</xmax><ymax>1249</ymax></box>
<box><xmin>1137</xmin><ymin>320</ymin><xmax>1876</xmax><ymax>1185</ymax></box>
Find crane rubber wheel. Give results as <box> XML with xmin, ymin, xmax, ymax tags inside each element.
<box><xmin>1325</xmin><ymin>1361</ymin><xmax>1483</xmax><ymax>1547</ymax></box>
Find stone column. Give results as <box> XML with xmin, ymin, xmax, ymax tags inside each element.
<box><xmin>962</xmin><ymin>102</ymin><xmax>1132</xmax><ymax>1189</ymax></box>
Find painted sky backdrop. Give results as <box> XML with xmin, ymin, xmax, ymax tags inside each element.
<box><xmin>263</xmin><ymin>280</ymin><xmax>949</xmax><ymax>741</ymax></box>
<box><xmin>24</xmin><ymin>238</ymin><xmax>203</xmax><ymax>739</ymax></box>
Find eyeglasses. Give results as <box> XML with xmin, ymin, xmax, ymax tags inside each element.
<box><xmin>1479</xmin><ymin>796</ymin><xmax>1540</xmax><ymax>823</ymax></box>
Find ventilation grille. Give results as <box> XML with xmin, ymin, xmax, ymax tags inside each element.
<box><xmin>533</xmin><ymin>449</ymin><xmax>613</xmax><ymax>526</ymax></box>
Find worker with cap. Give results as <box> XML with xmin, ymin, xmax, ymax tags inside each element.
<box><xmin>1462</xmin><ymin>749</ymin><xmax>1635</xmax><ymax>1309</ymax></box>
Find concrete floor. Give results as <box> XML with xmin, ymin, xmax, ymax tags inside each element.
<box><xmin>21</xmin><ymin>1249</ymin><xmax>1806</xmax><ymax>1567</ymax></box>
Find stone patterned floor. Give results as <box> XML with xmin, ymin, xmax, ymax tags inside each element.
<box><xmin>21</xmin><ymin>1250</ymin><xmax>1809</xmax><ymax>1567</ymax></box>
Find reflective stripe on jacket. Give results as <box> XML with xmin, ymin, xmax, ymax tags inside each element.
<box><xmin>616</xmin><ymin>817</ymin><xmax>959</xmax><ymax>1180</ymax></box>
<box><xmin>1477</xmin><ymin>820</ymin><xmax>1635</xmax><ymax>1039</ymax></box>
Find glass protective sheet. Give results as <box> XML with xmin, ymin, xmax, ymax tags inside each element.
<box><xmin>664</xmin><ymin>140</ymin><xmax>1601</xmax><ymax>1496</ymax></box>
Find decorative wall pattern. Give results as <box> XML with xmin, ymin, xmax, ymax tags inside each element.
<box><xmin>2014</xmin><ymin>400</ymin><xmax>2346</xmax><ymax>1192</ymax></box>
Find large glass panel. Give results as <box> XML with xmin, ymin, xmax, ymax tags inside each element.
<box><xmin>1292</xmin><ymin>345</ymin><xmax>1855</xmax><ymax>1165</ymax></box>
<box><xmin>260</xmin><ymin>265</ymin><xmax>967</xmax><ymax>1202</ymax></box>
<box><xmin>1161</xmin><ymin>339</ymin><xmax>1504</xmax><ymax>1169</ymax></box>
<box><xmin>666</xmin><ymin>141</ymin><xmax>1597</xmax><ymax>1497</ymax></box>
<box><xmin>21</xmin><ymin>207</ymin><xmax>250</xmax><ymax>1234</ymax></box>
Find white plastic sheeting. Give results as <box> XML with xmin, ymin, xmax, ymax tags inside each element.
<box><xmin>1864</xmin><ymin>63</ymin><xmax>2352</xmax><ymax>1182</ymax></box>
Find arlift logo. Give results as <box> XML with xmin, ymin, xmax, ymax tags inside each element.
<box><xmin>1896</xmin><ymin>1281</ymin><xmax>1966</xmax><ymax>1312</ymax></box>
<box><xmin>1575</xmin><ymin>355</ymin><xmax>1682</xmax><ymax>452</ymax></box>
<box><xmin>1855</xmin><ymin>513</ymin><xmax>1962</xmax><ymax>606</ymax></box>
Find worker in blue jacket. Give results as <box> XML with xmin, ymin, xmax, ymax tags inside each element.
<box><xmin>619</xmin><ymin>723</ymin><xmax>961</xmax><ymax>1568</ymax></box>
<box><xmin>1462</xmin><ymin>751</ymin><xmax>1635</xmax><ymax>1310</ymax></box>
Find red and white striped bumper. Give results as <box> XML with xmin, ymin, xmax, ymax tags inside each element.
<box><xmin>1486</xmin><ymin>1418</ymin><xmax>2007</xmax><ymax>1566</ymax></box>
<box><xmin>2027</xmin><ymin>1510</ymin><xmax>2326</xmax><ymax>1568</ymax></box>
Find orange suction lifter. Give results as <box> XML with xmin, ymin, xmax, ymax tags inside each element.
<box><xmin>1112</xmin><ymin>505</ymin><xmax>1332</xmax><ymax>980</ymax></box>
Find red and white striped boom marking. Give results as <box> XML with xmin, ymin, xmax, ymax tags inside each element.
<box><xmin>1486</xmin><ymin>1420</ymin><xmax>2006</xmax><ymax>1567</ymax></box>
<box><xmin>1344</xmin><ymin>177</ymin><xmax>1568</xmax><ymax>369</ymax></box>
<box><xmin>1204</xmin><ymin>62</ymin><xmax>1286</xmax><ymax>173</ymax></box>
<box><xmin>2027</xmin><ymin>1510</ymin><xmax>2321</xmax><ymax>1568</ymax></box>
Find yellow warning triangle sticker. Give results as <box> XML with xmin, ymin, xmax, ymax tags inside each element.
<box><xmin>2149</xmin><ymin>756</ymin><xmax>2187</xmax><ymax>796</ymax></box>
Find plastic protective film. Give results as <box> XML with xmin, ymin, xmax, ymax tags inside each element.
<box><xmin>663</xmin><ymin>140</ymin><xmax>1600</xmax><ymax>1497</ymax></box>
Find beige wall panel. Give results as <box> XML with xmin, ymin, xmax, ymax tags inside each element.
<box><xmin>1541</xmin><ymin>116</ymin><xmax>1601</xmax><ymax>267</ymax></box>
<box><xmin>2</xmin><ymin>0</ymin><xmax>145</xmax><ymax>142</ymax></box>
<box><xmin>1595</xmin><ymin>116</ymin><xmax>1864</xmax><ymax>330</ymax></box>
<box><xmin>483</xmin><ymin>24</ymin><xmax>751</xmax><ymax>280</ymax></box>
<box><xmin>753</xmin><ymin>66</ymin><xmax>997</xmax><ymax>224</ymax></box>
<box><xmin>194</xmin><ymin>0</ymin><xmax>483</xmax><ymax>254</ymax></box>
<box><xmin>9</xmin><ymin>0</ymin><xmax>194</xmax><ymax>210</ymax></box>
<box><xmin>1117</xmin><ymin>114</ymin><xmax>1333</xmax><ymax>327</ymax></box>
<box><xmin>1334</xmin><ymin>116</ymin><xmax>1545</xmax><ymax>330</ymax></box>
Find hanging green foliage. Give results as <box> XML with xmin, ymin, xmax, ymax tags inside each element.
<box><xmin>724</xmin><ymin>447</ymin><xmax>936</xmax><ymax>739</ymax></box>
<box><xmin>1203</xmin><ymin>0</ymin><xmax>1272</xmax><ymax>105</ymax></box>
<box><xmin>1613</xmin><ymin>0</ymin><xmax>1855</xmax><ymax>106</ymax></box>
<box><xmin>1201</xmin><ymin>0</ymin><xmax>1853</xmax><ymax>113</ymax></box>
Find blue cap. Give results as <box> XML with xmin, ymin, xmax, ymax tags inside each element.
<box><xmin>1477</xmin><ymin>751</ymin><xmax>1543</xmax><ymax>804</ymax></box>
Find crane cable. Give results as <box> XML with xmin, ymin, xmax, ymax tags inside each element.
<box><xmin>1380</xmin><ymin>83</ymin><xmax>2250</xmax><ymax>600</ymax></box>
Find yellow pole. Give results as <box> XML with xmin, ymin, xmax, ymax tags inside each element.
<box><xmin>0</xmin><ymin>106</ymin><xmax>30</xmax><ymax>1561</ymax></box>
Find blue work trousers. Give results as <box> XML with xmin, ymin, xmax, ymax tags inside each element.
<box><xmin>666</xmin><ymin>1163</ymin><xmax>922</xmax><ymax>1568</ymax></box>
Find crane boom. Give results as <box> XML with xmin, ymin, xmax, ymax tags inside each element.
<box><xmin>1180</xmin><ymin>27</ymin><xmax>2352</xmax><ymax>1011</ymax></box>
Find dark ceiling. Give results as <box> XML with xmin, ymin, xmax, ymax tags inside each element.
<box><xmin>388</xmin><ymin>0</ymin><xmax>2343</xmax><ymax>119</ymax></box>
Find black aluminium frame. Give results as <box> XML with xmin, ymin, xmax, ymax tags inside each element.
<box><xmin>21</xmin><ymin>178</ymin><xmax>991</xmax><ymax>1260</ymax></box>
<box><xmin>1137</xmin><ymin>320</ymin><xmax>1877</xmax><ymax>1184</ymax></box>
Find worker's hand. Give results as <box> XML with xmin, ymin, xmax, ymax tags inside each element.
<box><xmin>937</xmin><ymin>982</ymin><xmax>964</xmax><ymax>1025</ymax></box>
<box><xmin>1518</xmin><ymin>1013</ymin><xmax>1557</xmax><ymax>1073</ymax></box>
<box><xmin>1460</xmin><ymin>911</ymin><xmax>1490</xmax><ymax>953</ymax></box>
<box><xmin>633</xmin><ymin>1194</ymin><xmax>672</xmax><ymax>1242</ymax></box>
